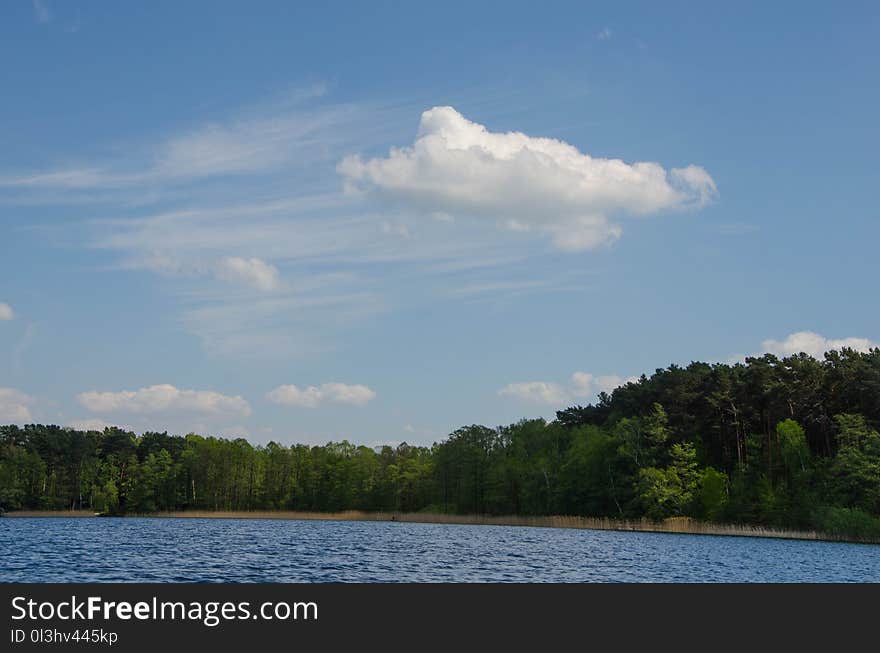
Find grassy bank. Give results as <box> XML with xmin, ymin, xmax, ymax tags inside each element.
<box><xmin>5</xmin><ymin>509</ymin><xmax>878</xmax><ymax>544</ymax></box>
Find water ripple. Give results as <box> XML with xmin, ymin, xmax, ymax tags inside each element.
<box><xmin>1</xmin><ymin>517</ymin><xmax>878</xmax><ymax>582</ymax></box>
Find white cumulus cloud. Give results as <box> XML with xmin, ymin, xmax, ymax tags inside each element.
<box><xmin>338</xmin><ymin>106</ymin><xmax>716</xmax><ymax>251</ymax></box>
<box><xmin>0</xmin><ymin>303</ymin><xmax>13</xmax><ymax>320</ymax></box>
<box><xmin>759</xmin><ymin>331</ymin><xmax>878</xmax><ymax>358</ymax></box>
<box><xmin>499</xmin><ymin>371</ymin><xmax>637</xmax><ymax>406</ymax></box>
<box><xmin>77</xmin><ymin>384</ymin><xmax>251</xmax><ymax>417</ymax></box>
<box><xmin>0</xmin><ymin>388</ymin><xmax>35</xmax><ymax>423</ymax></box>
<box><xmin>267</xmin><ymin>382</ymin><xmax>376</xmax><ymax>407</ymax></box>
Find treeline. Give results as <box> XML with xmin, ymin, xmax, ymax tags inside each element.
<box><xmin>2</xmin><ymin>348</ymin><xmax>880</xmax><ymax>538</ymax></box>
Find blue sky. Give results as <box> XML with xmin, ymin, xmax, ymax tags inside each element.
<box><xmin>1</xmin><ymin>1</ymin><xmax>878</xmax><ymax>445</ymax></box>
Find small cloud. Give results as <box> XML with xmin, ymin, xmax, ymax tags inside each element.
<box><xmin>267</xmin><ymin>382</ymin><xmax>377</xmax><ymax>408</ymax></box>
<box><xmin>499</xmin><ymin>371</ymin><xmax>637</xmax><ymax>406</ymax></box>
<box><xmin>597</xmin><ymin>27</ymin><xmax>613</xmax><ymax>40</ymax></box>
<box><xmin>214</xmin><ymin>257</ymin><xmax>283</xmax><ymax>292</ymax></box>
<box><xmin>32</xmin><ymin>0</ymin><xmax>52</xmax><ymax>23</ymax></box>
<box><xmin>380</xmin><ymin>221</ymin><xmax>410</xmax><ymax>238</ymax></box>
<box><xmin>140</xmin><ymin>254</ymin><xmax>284</xmax><ymax>292</ymax></box>
<box><xmin>758</xmin><ymin>331</ymin><xmax>877</xmax><ymax>359</ymax></box>
<box><xmin>0</xmin><ymin>302</ymin><xmax>13</xmax><ymax>321</ymax></box>
<box><xmin>402</xmin><ymin>423</ymin><xmax>434</xmax><ymax>439</ymax></box>
<box><xmin>216</xmin><ymin>424</ymin><xmax>251</xmax><ymax>438</ymax></box>
<box><xmin>571</xmin><ymin>372</ymin><xmax>639</xmax><ymax>398</ymax></box>
<box><xmin>499</xmin><ymin>381</ymin><xmax>570</xmax><ymax>406</ymax></box>
<box><xmin>65</xmin><ymin>418</ymin><xmax>119</xmax><ymax>432</ymax></box>
<box><xmin>0</xmin><ymin>388</ymin><xmax>35</xmax><ymax>423</ymax></box>
<box><xmin>77</xmin><ymin>384</ymin><xmax>251</xmax><ymax>417</ymax></box>
<box><xmin>369</xmin><ymin>439</ymin><xmax>402</xmax><ymax>450</ymax></box>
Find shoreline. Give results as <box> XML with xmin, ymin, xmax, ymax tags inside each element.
<box><xmin>4</xmin><ymin>509</ymin><xmax>876</xmax><ymax>545</ymax></box>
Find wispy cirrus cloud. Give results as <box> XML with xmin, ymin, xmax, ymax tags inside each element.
<box><xmin>1</xmin><ymin>90</ymin><xmax>413</xmax><ymax>357</ymax></box>
<box><xmin>32</xmin><ymin>0</ymin><xmax>52</xmax><ymax>23</ymax></box>
<box><xmin>176</xmin><ymin>289</ymin><xmax>382</xmax><ymax>358</ymax></box>
<box><xmin>0</xmin><ymin>84</ymin><xmax>337</xmax><ymax>194</ymax></box>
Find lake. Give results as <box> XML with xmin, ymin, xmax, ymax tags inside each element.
<box><xmin>2</xmin><ymin>517</ymin><xmax>878</xmax><ymax>582</ymax></box>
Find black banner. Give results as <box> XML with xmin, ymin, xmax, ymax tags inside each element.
<box><xmin>0</xmin><ymin>583</ymin><xmax>875</xmax><ymax>651</ymax></box>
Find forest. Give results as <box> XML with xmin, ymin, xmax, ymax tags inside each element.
<box><xmin>2</xmin><ymin>348</ymin><xmax>879</xmax><ymax>539</ymax></box>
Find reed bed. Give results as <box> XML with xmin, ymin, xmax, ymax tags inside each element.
<box><xmin>149</xmin><ymin>510</ymin><xmax>873</xmax><ymax>543</ymax></box>
<box><xmin>3</xmin><ymin>510</ymin><xmax>98</xmax><ymax>518</ymax></box>
<box><xmin>6</xmin><ymin>509</ymin><xmax>877</xmax><ymax>543</ymax></box>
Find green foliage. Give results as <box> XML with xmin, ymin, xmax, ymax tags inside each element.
<box><xmin>828</xmin><ymin>414</ymin><xmax>880</xmax><ymax>513</ymax></box>
<box><xmin>777</xmin><ymin>419</ymin><xmax>809</xmax><ymax>476</ymax></box>
<box><xmin>812</xmin><ymin>506</ymin><xmax>880</xmax><ymax>541</ymax></box>
<box><xmin>2</xmin><ymin>347</ymin><xmax>880</xmax><ymax>540</ymax></box>
<box><xmin>637</xmin><ymin>442</ymin><xmax>699</xmax><ymax>519</ymax></box>
<box><xmin>559</xmin><ymin>425</ymin><xmax>628</xmax><ymax>516</ymax></box>
<box><xmin>697</xmin><ymin>467</ymin><xmax>728</xmax><ymax>520</ymax></box>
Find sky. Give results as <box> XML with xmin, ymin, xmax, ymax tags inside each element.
<box><xmin>1</xmin><ymin>1</ymin><xmax>878</xmax><ymax>446</ymax></box>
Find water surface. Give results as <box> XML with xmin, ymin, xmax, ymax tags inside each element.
<box><xmin>2</xmin><ymin>517</ymin><xmax>877</xmax><ymax>582</ymax></box>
